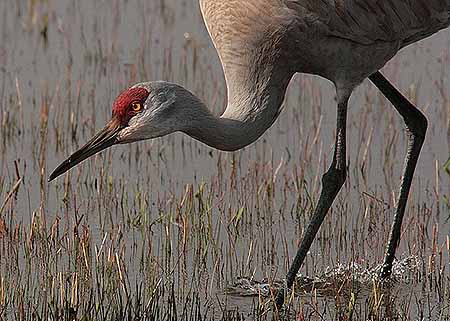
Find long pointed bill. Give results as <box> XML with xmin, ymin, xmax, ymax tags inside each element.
<box><xmin>48</xmin><ymin>118</ymin><xmax>123</xmax><ymax>182</ymax></box>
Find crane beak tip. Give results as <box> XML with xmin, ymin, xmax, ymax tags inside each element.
<box><xmin>47</xmin><ymin>170</ymin><xmax>61</xmax><ymax>182</ymax></box>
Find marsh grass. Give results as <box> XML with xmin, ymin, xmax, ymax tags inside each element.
<box><xmin>0</xmin><ymin>0</ymin><xmax>449</xmax><ymax>320</ymax></box>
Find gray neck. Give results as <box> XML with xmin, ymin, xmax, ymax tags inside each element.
<box><xmin>182</xmin><ymin>70</ymin><xmax>292</xmax><ymax>151</ymax></box>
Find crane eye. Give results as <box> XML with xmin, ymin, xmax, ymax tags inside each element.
<box><xmin>131</xmin><ymin>102</ymin><xmax>143</xmax><ymax>112</ymax></box>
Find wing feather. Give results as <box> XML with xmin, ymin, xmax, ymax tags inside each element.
<box><xmin>284</xmin><ymin>0</ymin><xmax>450</xmax><ymax>46</ymax></box>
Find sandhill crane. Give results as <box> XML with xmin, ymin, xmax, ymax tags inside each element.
<box><xmin>49</xmin><ymin>0</ymin><xmax>450</xmax><ymax>308</ymax></box>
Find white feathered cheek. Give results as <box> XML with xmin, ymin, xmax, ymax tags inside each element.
<box><xmin>120</xmin><ymin>106</ymin><xmax>172</xmax><ymax>142</ymax></box>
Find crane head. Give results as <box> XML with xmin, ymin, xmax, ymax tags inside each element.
<box><xmin>48</xmin><ymin>81</ymin><xmax>190</xmax><ymax>182</ymax></box>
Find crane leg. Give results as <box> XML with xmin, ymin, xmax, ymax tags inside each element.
<box><xmin>368</xmin><ymin>71</ymin><xmax>427</xmax><ymax>278</ymax></box>
<box><xmin>275</xmin><ymin>91</ymin><xmax>349</xmax><ymax>308</ymax></box>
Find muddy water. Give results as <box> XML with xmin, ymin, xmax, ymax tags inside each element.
<box><xmin>0</xmin><ymin>0</ymin><xmax>449</xmax><ymax>319</ymax></box>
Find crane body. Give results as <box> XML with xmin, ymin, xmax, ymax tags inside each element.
<box><xmin>49</xmin><ymin>0</ymin><xmax>450</xmax><ymax>308</ymax></box>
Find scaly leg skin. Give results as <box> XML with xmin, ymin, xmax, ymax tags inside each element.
<box><xmin>369</xmin><ymin>71</ymin><xmax>428</xmax><ymax>278</ymax></box>
<box><xmin>275</xmin><ymin>92</ymin><xmax>349</xmax><ymax>309</ymax></box>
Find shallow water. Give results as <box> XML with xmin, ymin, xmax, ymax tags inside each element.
<box><xmin>0</xmin><ymin>0</ymin><xmax>449</xmax><ymax>320</ymax></box>
<box><xmin>225</xmin><ymin>256</ymin><xmax>422</xmax><ymax>297</ymax></box>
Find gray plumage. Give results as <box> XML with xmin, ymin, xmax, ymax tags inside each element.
<box><xmin>116</xmin><ymin>0</ymin><xmax>450</xmax><ymax>152</ymax></box>
<box><xmin>121</xmin><ymin>1</ymin><xmax>450</xmax><ymax>152</ymax></box>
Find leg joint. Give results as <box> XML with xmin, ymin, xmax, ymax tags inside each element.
<box><xmin>322</xmin><ymin>167</ymin><xmax>346</xmax><ymax>192</ymax></box>
<box><xmin>405</xmin><ymin>108</ymin><xmax>428</xmax><ymax>139</ymax></box>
